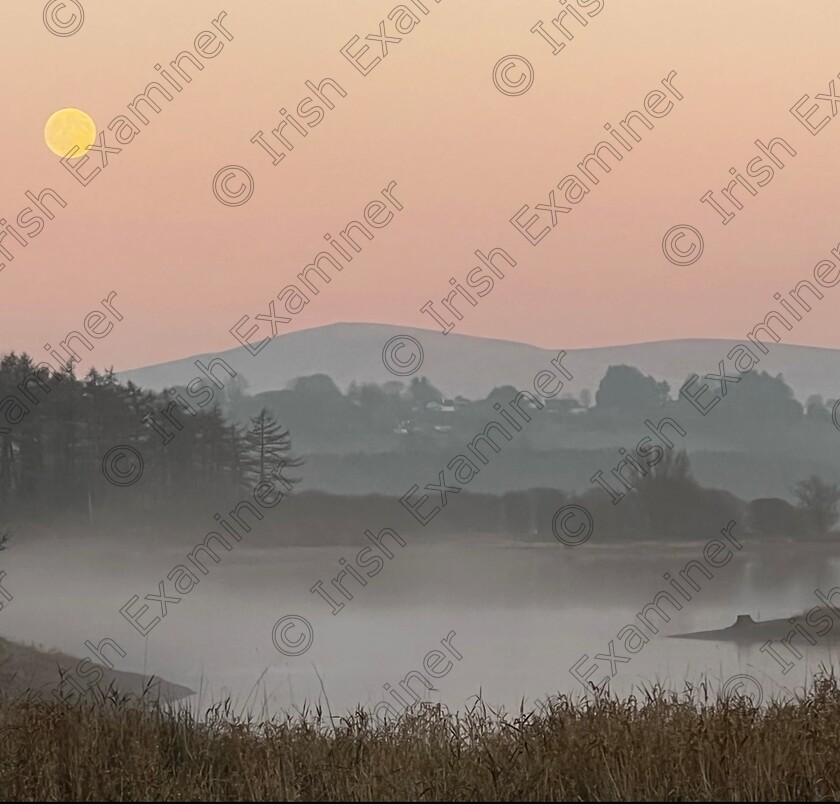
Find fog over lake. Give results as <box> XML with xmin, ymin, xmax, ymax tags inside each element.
<box><xmin>6</xmin><ymin>531</ymin><xmax>840</xmax><ymax>716</ymax></box>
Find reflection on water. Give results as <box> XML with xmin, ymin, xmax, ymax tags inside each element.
<box><xmin>3</xmin><ymin>533</ymin><xmax>840</xmax><ymax>716</ymax></box>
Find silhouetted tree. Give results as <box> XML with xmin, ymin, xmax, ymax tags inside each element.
<box><xmin>409</xmin><ymin>377</ymin><xmax>443</xmax><ymax>406</ymax></box>
<box><xmin>794</xmin><ymin>475</ymin><xmax>840</xmax><ymax>535</ymax></box>
<box><xmin>595</xmin><ymin>366</ymin><xmax>670</xmax><ymax>412</ymax></box>
<box><xmin>485</xmin><ymin>385</ymin><xmax>520</xmax><ymax>404</ymax></box>
<box><xmin>632</xmin><ymin>449</ymin><xmax>700</xmax><ymax>539</ymax></box>
<box><xmin>289</xmin><ymin>374</ymin><xmax>342</xmax><ymax>398</ymax></box>
<box><xmin>724</xmin><ymin>371</ymin><xmax>803</xmax><ymax>423</ymax></box>
<box><xmin>805</xmin><ymin>394</ymin><xmax>832</xmax><ymax>425</ymax></box>
<box><xmin>381</xmin><ymin>381</ymin><xmax>406</xmax><ymax>397</ymax></box>
<box><xmin>0</xmin><ymin>351</ymin><xmax>262</xmax><ymax>521</ymax></box>
<box><xmin>242</xmin><ymin>408</ymin><xmax>302</xmax><ymax>487</ymax></box>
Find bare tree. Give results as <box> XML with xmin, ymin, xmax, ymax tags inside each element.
<box><xmin>793</xmin><ymin>475</ymin><xmax>840</xmax><ymax>535</ymax></box>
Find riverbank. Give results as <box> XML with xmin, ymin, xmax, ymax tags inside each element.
<box><xmin>0</xmin><ymin>636</ymin><xmax>192</xmax><ymax>706</ymax></box>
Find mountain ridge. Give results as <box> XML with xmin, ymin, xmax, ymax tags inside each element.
<box><xmin>118</xmin><ymin>322</ymin><xmax>840</xmax><ymax>402</ymax></box>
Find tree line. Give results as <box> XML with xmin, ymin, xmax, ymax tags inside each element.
<box><xmin>0</xmin><ymin>353</ymin><xmax>298</xmax><ymax>522</ymax></box>
<box><xmin>0</xmin><ymin>351</ymin><xmax>837</xmax><ymax>542</ymax></box>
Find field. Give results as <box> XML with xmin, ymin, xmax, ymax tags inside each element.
<box><xmin>2</xmin><ymin>675</ymin><xmax>840</xmax><ymax>801</ymax></box>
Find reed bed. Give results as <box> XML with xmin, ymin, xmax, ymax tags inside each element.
<box><xmin>2</xmin><ymin>675</ymin><xmax>840</xmax><ymax>801</ymax></box>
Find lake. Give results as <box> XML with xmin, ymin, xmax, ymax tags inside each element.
<box><xmin>3</xmin><ymin>532</ymin><xmax>840</xmax><ymax>718</ymax></box>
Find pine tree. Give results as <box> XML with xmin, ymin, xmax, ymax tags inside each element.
<box><xmin>242</xmin><ymin>408</ymin><xmax>302</xmax><ymax>488</ymax></box>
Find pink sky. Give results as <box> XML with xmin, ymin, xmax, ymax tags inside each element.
<box><xmin>2</xmin><ymin>0</ymin><xmax>840</xmax><ymax>373</ymax></box>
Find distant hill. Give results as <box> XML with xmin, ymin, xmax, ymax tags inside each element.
<box><xmin>119</xmin><ymin>322</ymin><xmax>840</xmax><ymax>402</ymax></box>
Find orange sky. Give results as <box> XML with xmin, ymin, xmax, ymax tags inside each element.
<box><xmin>2</xmin><ymin>0</ymin><xmax>840</xmax><ymax>373</ymax></box>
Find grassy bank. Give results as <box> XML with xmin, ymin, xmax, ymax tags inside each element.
<box><xmin>2</xmin><ymin>676</ymin><xmax>840</xmax><ymax>801</ymax></box>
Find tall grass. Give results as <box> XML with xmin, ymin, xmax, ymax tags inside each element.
<box><xmin>2</xmin><ymin>674</ymin><xmax>840</xmax><ymax>801</ymax></box>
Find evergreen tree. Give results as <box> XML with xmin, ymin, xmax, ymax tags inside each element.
<box><xmin>242</xmin><ymin>408</ymin><xmax>302</xmax><ymax>488</ymax></box>
<box><xmin>0</xmin><ymin>350</ymin><xmax>259</xmax><ymax>520</ymax></box>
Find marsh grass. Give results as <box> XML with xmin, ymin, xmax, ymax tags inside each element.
<box><xmin>2</xmin><ymin>673</ymin><xmax>840</xmax><ymax>801</ymax></box>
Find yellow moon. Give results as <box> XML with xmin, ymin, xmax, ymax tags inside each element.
<box><xmin>44</xmin><ymin>108</ymin><xmax>96</xmax><ymax>158</ymax></box>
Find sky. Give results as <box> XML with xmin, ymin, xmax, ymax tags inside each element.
<box><xmin>2</xmin><ymin>0</ymin><xmax>840</xmax><ymax>374</ymax></box>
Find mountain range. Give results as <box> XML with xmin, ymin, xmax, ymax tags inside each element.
<box><xmin>119</xmin><ymin>323</ymin><xmax>840</xmax><ymax>402</ymax></box>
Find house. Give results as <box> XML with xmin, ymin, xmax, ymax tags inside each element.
<box><xmin>425</xmin><ymin>400</ymin><xmax>456</xmax><ymax>413</ymax></box>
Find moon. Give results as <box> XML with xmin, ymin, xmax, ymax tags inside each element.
<box><xmin>44</xmin><ymin>108</ymin><xmax>96</xmax><ymax>158</ymax></box>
